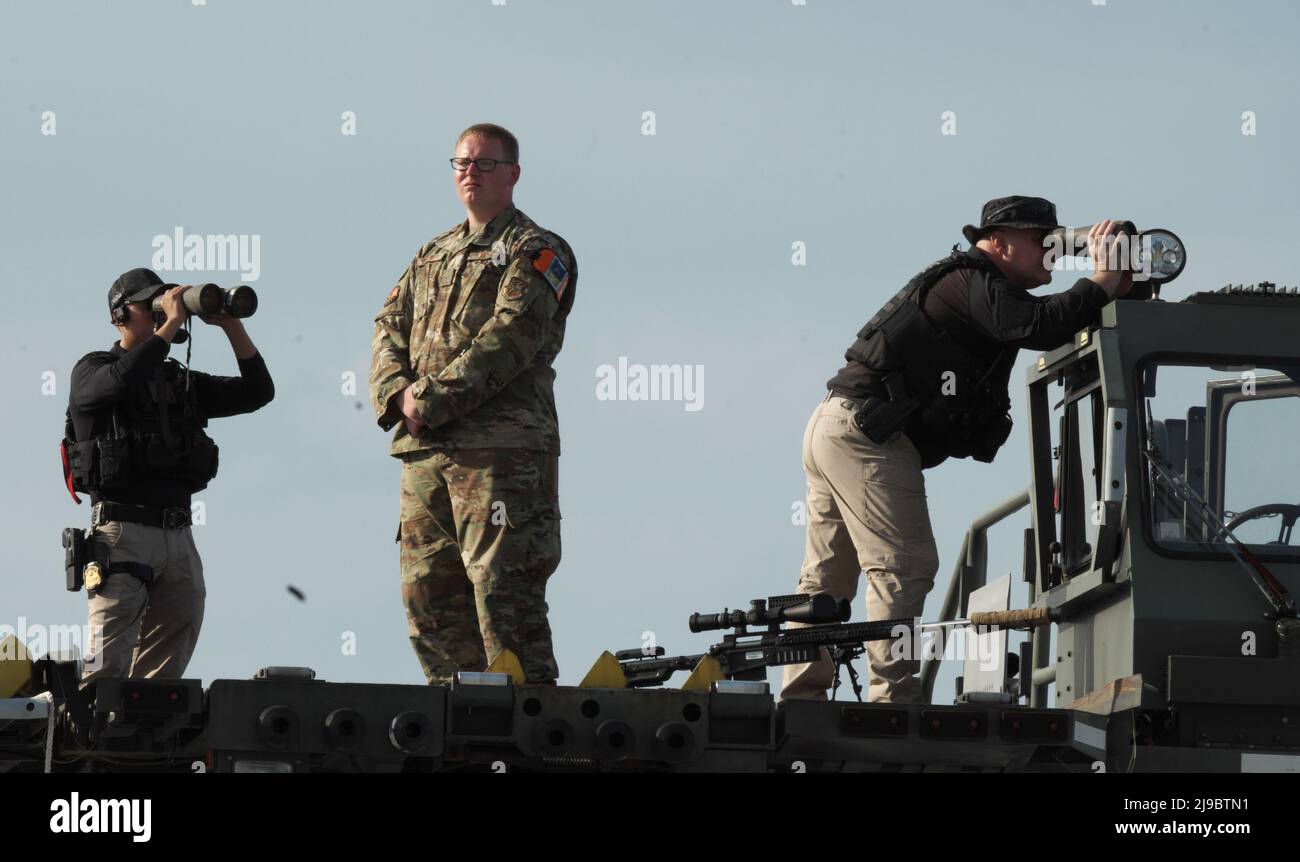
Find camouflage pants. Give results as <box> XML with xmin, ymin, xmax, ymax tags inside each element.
<box><xmin>398</xmin><ymin>448</ymin><xmax>561</xmax><ymax>685</ymax></box>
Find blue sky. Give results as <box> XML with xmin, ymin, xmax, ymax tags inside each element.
<box><xmin>3</xmin><ymin>0</ymin><xmax>1298</xmax><ymax>698</ymax></box>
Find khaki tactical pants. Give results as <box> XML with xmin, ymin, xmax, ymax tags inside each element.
<box><xmin>781</xmin><ymin>396</ymin><xmax>941</xmax><ymax>703</ymax></box>
<box><xmin>82</xmin><ymin>522</ymin><xmax>205</xmax><ymax>684</ymax></box>
<box><xmin>399</xmin><ymin>448</ymin><xmax>561</xmax><ymax>685</ymax></box>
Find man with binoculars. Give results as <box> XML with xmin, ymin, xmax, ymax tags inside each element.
<box><xmin>781</xmin><ymin>196</ymin><xmax>1134</xmax><ymax>704</ymax></box>
<box><xmin>63</xmin><ymin>267</ymin><xmax>273</xmax><ymax>684</ymax></box>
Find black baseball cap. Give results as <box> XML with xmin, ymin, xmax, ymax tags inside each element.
<box><xmin>962</xmin><ymin>196</ymin><xmax>1063</xmax><ymax>244</ymax></box>
<box><xmin>107</xmin><ymin>268</ymin><xmax>175</xmax><ymax>312</ymax></box>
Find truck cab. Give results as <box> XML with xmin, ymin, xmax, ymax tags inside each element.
<box><xmin>1019</xmin><ymin>284</ymin><xmax>1300</xmax><ymax>768</ymax></box>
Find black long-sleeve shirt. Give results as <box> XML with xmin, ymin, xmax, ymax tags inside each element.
<box><xmin>69</xmin><ymin>335</ymin><xmax>274</xmax><ymax>507</ymax></box>
<box><xmin>924</xmin><ymin>260</ymin><xmax>1110</xmax><ymax>355</ymax></box>
<box><xmin>828</xmin><ymin>250</ymin><xmax>1112</xmax><ymax>467</ymax></box>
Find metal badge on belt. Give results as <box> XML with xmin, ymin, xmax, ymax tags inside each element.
<box><xmin>83</xmin><ymin>561</ymin><xmax>103</xmax><ymax>591</ymax></box>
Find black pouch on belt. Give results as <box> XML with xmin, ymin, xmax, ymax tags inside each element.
<box><xmin>968</xmin><ymin>409</ymin><xmax>1014</xmax><ymax>463</ymax></box>
<box><xmin>62</xmin><ymin>527</ymin><xmax>88</xmax><ymax>592</ymax></box>
<box><xmin>853</xmin><ymin>395</ymin><xmax>922</xmax><ymax>445</ymax></box>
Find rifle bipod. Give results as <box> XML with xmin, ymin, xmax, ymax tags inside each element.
<box><xmin>828</xmin><ymin>643</ymin><xmax>865</xmax><ymax>702</ymax></box>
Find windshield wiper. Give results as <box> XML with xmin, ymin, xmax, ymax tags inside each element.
<box><xmin>1141</xmin><ymin>443</ymin><xmax>1297</xmax><ymax>618</ymax></box>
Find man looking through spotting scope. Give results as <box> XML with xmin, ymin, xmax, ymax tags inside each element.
<box><xmin>781</xmin><ymin>197</ymin><xmax>1133</xmax><ymax>703</ymax></box>
<box><xmin>63</xmin><ymin>268</ymin><xmax>274</xmax><ymax>684</ymax></box>
<box><xmin>370</xmin><ymin>123</ymin><xmax>577</xmax><ymax>685</ymax></box>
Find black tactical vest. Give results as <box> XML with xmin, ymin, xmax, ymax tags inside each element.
<box><xmin>62</xmin><ymin>359</ymin><xmax>219</xmax><ymax>499</ymax></box>
<box><xmin>843</xmin><ymin>247</ymin><xmax>1018</xmax><ymax>463</ymax></box>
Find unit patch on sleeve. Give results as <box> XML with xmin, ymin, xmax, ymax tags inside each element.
<box><xmin>532</xmin><ymin>248</ymin><xmax>570</xmax><ymax>300</ymax></box>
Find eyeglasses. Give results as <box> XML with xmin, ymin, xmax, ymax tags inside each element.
<box><xmin>450</xmin><ymin>157</ymin><xmax>515</xmax><ymax>173</ymax></box>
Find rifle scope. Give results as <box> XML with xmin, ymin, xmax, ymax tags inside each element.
<box><xmin>689</xmin><ymin>593</ymin><xmax>850</xmax><ymax>633</ymax></box>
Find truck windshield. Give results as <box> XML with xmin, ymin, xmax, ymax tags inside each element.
<box><xmin>1138</xmin><ymin>359</ymin><xmax>1300</xmax><ymax>560</ymax></box>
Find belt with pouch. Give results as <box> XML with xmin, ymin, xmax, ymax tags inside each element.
<box><xmin>827</xmin><ymin>388</ymin><xmax>869</xmax><ymax>410</ymax></box>
<box><xmin>830</xmin><ymin>381</ymin><xmax>919</xmax><ymax>445</ymax></box>
<box><xmin>91</xmin><ymin>501</ymin><xmax>192</xmax><ymax>530</ymax></box>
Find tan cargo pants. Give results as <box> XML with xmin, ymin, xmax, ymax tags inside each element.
<box><xmin>81</xmin><ymin>521</ymin><xmax>205</xmax><ymax>685</ymax></box>
<box><xmin>780</xmin><ymin>395</ymin><xmax>940</xmax><ymax>703</ymax></box>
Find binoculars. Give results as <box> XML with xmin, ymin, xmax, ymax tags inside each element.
<box><xmin>1047</xmin><ymin>222</ymin><xmax>1187</xmax><ymax>287</ymax></box>
<box><xmin>1049</xmin><ymin>221</ymin><xmax>1138</xmax><ymax>257</ymax></box>
<box><xmin>151</xmin><ymin>283</ymin><xmax>258</xmax><ymax>319</ymax></box>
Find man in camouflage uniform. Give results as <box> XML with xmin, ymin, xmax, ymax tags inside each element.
<box><xmin>370</xmin><ymin>123</ymin><xmax>577</xmax><ymax>685</ymax></box>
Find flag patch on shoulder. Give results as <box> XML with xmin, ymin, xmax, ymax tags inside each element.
<box><xmin>533</xmin><ymin>248</ymin><xmax>569</xmax><ymax>299</ymax></box>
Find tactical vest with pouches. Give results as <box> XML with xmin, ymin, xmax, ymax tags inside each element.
<box><xmin>62</xmin><ymin>359</ymin><xmax>219</xmax><ymax>501</ymax></box>
<box><xmin>844</xmin><ymin>247</ymin><xmax>1018</xmax><ymax>463</ymax></box>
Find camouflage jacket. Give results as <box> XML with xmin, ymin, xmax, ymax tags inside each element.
<box><xmin>370</xmin><ymin>205</ymin><xmax>577</xmax><ymax>457</ymax></box>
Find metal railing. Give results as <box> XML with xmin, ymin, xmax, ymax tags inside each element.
<box><xmin>919</xmin><ymin>489</ymin><xmax>1030</xmax><ymax>704</ymax></box>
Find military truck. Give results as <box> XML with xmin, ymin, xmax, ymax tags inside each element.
<box><xmin>3</xmin><ymin>230</ymin><xmax>1298</xmax><ymax>772</ymax></box>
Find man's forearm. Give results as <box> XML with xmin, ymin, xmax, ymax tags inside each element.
<box><xmin>381</xmin><ymin>383</ymin><xmax>413</xmax><ymax>427</ymax></box>
<box><xmin>370</xmin><ymin>310</ymin><xmax>416</xmax><ymax>429</ymax></box>
<box><xmin>978</xmin><ymin>276</ymin><xmax>1110</xmax><ymax>351</ymax></box>
<box><xmin>222</xmin><ymin>321</ymin><xmax>258</xmax><ymax>359</ymax></box>
<box><xmin>408</xmin><ymin>294</ymin><xmax>555</xmax><ymax>430</ymax></box>
<box><xmin>156</xmin><ymin>317</ymin><xmax>184</xmax><ymax>343</ymax></box>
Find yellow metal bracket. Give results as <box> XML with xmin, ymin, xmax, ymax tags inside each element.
<box><xmin>485</xmin><ymin>648</ymin><xmax>526</xmax><ymax>685</ymax></box>
<box><xmin>579</xmin><ymin>651</ymin><xmax>628</xmax><ymax>689</ymax></box>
